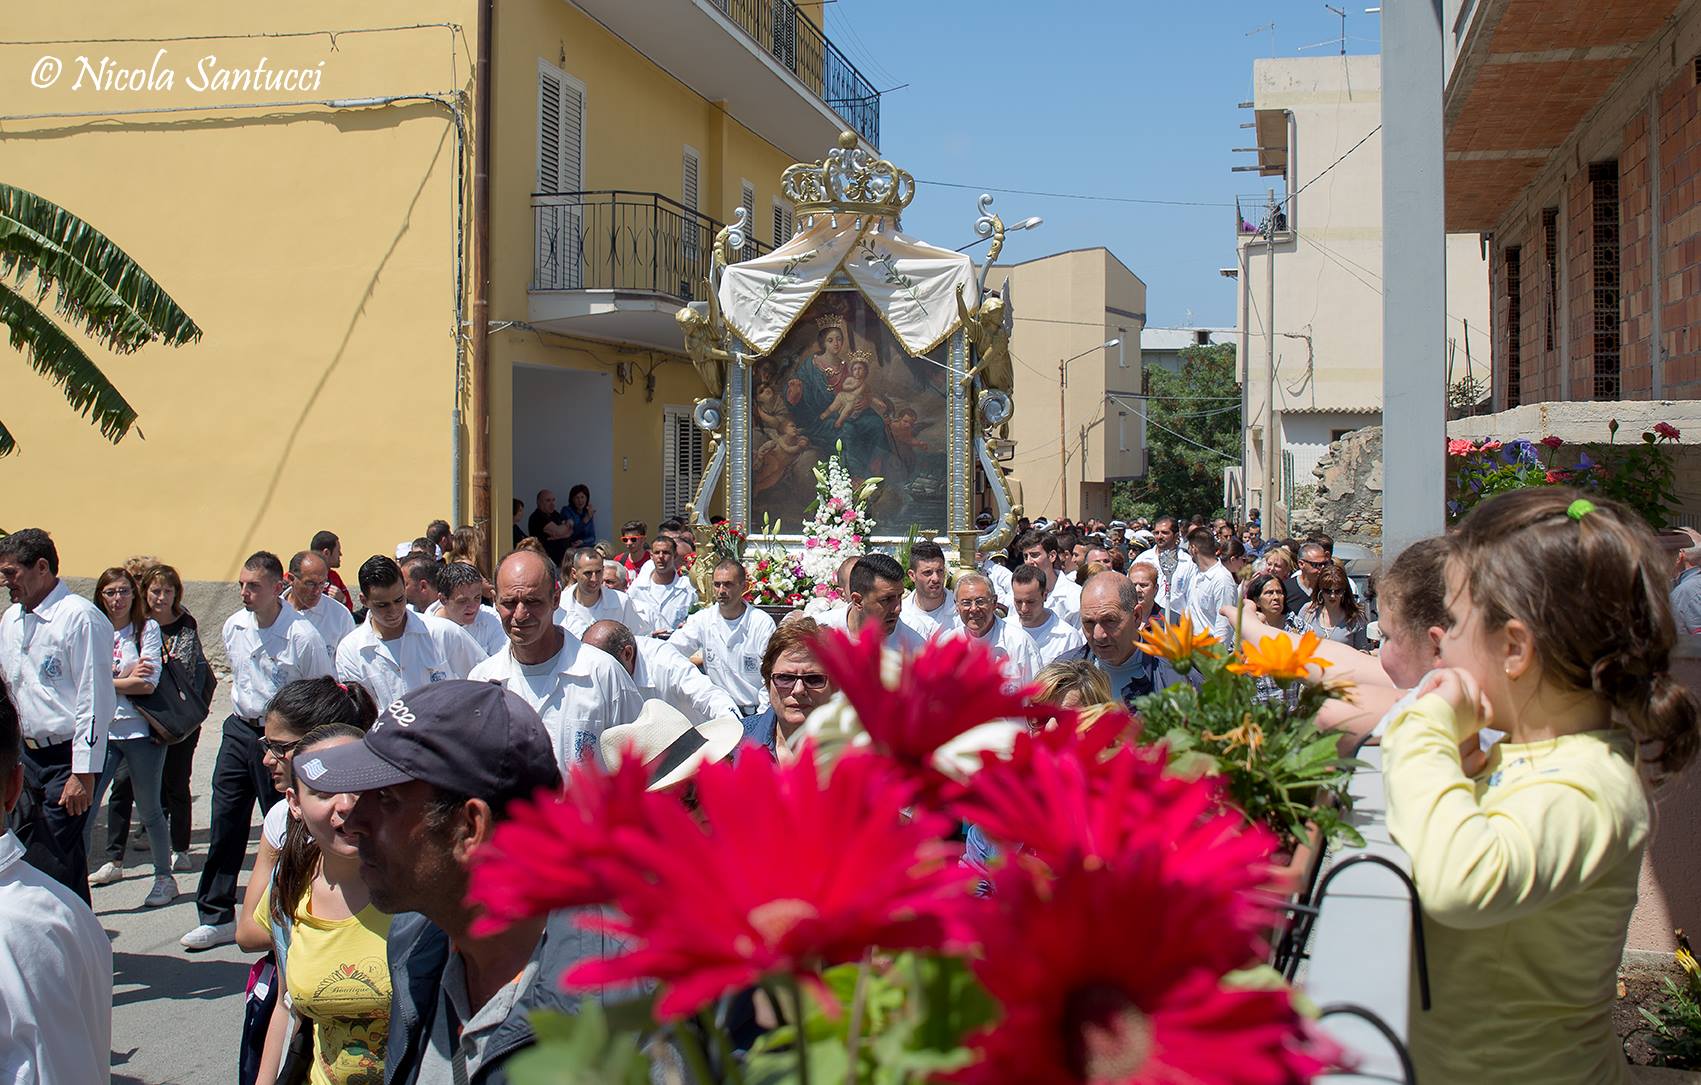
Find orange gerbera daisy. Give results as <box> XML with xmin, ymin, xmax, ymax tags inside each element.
<box><xmin>1133</xmin><ymin>614</ymin><xmax>1221</xmax><ymax>665</ymax></box>
<box><xmin>1227</xmin><ymin>631</ymin><xmax>1334</xmax><ymax>682</ymax></box>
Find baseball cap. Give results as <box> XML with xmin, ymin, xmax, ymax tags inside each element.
<box><xmin>303</xmin><ymin>681</ymin><xmax>563</xmax><ymax>798</ymax></box>
<box><xmin>974</xmin><ymin>511</ymin><xmax>995</xmax><ymax>529</ymax></box>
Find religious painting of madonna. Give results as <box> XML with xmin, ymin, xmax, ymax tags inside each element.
<box><xmin>749</xmin><ymin>290</ymin><xmax>947</xmax><ymax>536</ymax></box>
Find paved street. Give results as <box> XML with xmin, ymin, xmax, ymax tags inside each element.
<box><xmin>94</xmin><ymin>684</ymin><xmax>253</xmax><ymax>1085</ymax></box>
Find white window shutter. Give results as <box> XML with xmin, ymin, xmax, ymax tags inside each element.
<box><xmin>772</xmin><ymin>200</ymin><xmax>793</xmax><ymax>246</ymax></box>
<box><xmin>662</xmin><ymin>407</ymin><xmax>707</xmax><ymax>518</ymax></box>
<box><xmin>537</xmin><ymin>64</ymin><xmax>584</xmax><ymax>290</ymax></box>
<box><xmin>682</xmin><ymin>148</ymin><xmax>700</xmax><ymax>212</ymax></box>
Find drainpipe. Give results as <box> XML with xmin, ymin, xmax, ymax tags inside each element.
<box><xmin>470</xmin><ymin>0</ymin><xmax>495</xmax><ymax>560</ymax></box>
<box><xmin>1650</xmin><ymin>88</ymin><xmax>1664</xmax><ymax>399</ymax></box>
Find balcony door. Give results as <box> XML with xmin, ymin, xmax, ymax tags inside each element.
<box><xmin>537</xmin><ymin>60</ymin><xmax>585</xmax><ymax>290</ymax></box>
<box><xmin>513</xmin><ymin>365</ymin><xmax>612</xmax><ymax>536</ymax></box>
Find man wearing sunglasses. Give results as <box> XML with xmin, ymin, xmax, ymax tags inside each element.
<box><xmin>1293</xmin><ymin>541</ymin><xmax>1332</xmax><ymax>603</ymax></box>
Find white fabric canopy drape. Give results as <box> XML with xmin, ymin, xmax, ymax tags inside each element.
<box><xmin>718</xmin><ymin>215</ymin><xmax>979</xmax><ymax>357</ymax></box>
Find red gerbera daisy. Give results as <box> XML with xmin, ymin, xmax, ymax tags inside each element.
<box><xmin>961</xmin><ymin>730</ymin><xmax>1273</xmax><ymax>911</ymax></box>
<box><xmin>812</xmin><ymin>625</ymin><xmax>1068</xmax><ymax>801</ymax></box>
<box><xmin>564</xmin><ymin>746</ymin><xmax>974</xmax><ymax>1020</ymax></box>
<box><xmin>958</xmin><ymin>859</ymin><xmax>1337</xmax><ymax>1085</ymax></box>
<box><xmin>464</xmin><ymin>751</ymin><xmax>657</xmax><ymax>936</ymax></box>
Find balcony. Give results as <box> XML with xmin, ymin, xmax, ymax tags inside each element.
<box><xmin>571</xmin><ymin>0</ymin><xmax>880</xmax><ymax>157</ymax></box>
<box><xmin>528</xmin><ymin>191</ymin><xmax>771</xmax><ymax>352</ymax></box>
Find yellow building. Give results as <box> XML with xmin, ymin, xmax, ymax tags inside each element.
<box><xmin>1</xmin><ymin>0</ymin><xmax>880</xmax><ymax>581</ymax></box>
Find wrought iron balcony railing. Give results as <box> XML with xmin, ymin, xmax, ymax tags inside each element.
<box><xmin>532</xmin><ymin>191</ymin><xmax>772</xmax><ymax>299</ymax></box>
<box><xmin>712</xmin><ymin>0</ymin><xmax>880</xmax><ymax>146</ymax></box>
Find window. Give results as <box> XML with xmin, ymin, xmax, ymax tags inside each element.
<box><xmin>1506</xmin><ymin>244</ymin><xmax>1522</xmax><ymax>407</ymax></box>
<box><xmin>536</xmin><ymin>61</ymin><xmax>585</xmax><ymax>290</ymax></box>
<box><xmin>1542</xmin><ymin>206</ymin><xmax>1559</xmax><ymax>354</ymax></box>
<box><xmin>1590</xmin><ymin>161</ymin><xmax>1621</xmax><ymax>399</ymax></box>
<box><xmin>741</xmin><ymin>182</ymin><xmax>757</xmax><ymax>260</ymax></box>
<box><xmin>772</xmin><ymin>198</ymin><xmax>794</xmax><ymax>247</ymax></box>
<box><xmin>1330</xmin><ymin>428</ymin><xmax>1353</xmax><ymax>443</ymax></box>
<box><xmin>1118</xmin><ymin>411</ymin><xmax>1129</xmax><ymax>451</ymax></box>
<box><xmin>682</xmin><ymin>147</ymin><xmax>700</xmax><ymax>212</ymax></box>
<box><xmin>662</xmin><ymin>406</ymin><xmax>707</xmax><ymax>519</ymax></box>
<box><xmin>1118</xmin><ymin>327</ymin><xmax>1128</xmax><ymax>368</ymax></box>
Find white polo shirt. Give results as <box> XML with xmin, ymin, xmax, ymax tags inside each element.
<box><xmin>1185</xmin><ymin>560</ymin><xmax>1241</xmax><ymax>645</ymax></box>
<box><xmin>555</xmin><ymin>587</ymin><xmax>646</xmax><ymax>639</ymax></box>
<box><xmin>627</xmin><ymin>576</ymin><xmax>696</xmax><ymax>634</ymax></box>
<box><xmin>1019</xmin><ymin>611</ymin><xmax>1087</xmax><ymax>667</ymax></box>
<box><xmin>816</xmin><ymin>607</ymin><xmax>929</xmax><ymax>654</ymax></box>
<box><xmin>0</xmin><ymin>580</ymin><xmax>117</xmax><ymax>773</ymax></box>
<box><xmin>630</xmin><ymin>636</ymin><xmax>738</xmax><ymax>725</ymax></box>
<box><xmin>953</xmin><ymin>616</ymin><xmax>1043</xmax><ymax>688</ymax></box>
<box><xmin>223</xmin><ymin>605</ymin><xmax>333</xmax><ymax>721</ymax></box>
<box><xmin>1046</xmin><ymin>573</ymin><xmax>1083</xmax><ymax>628</ymax></box>
<box><xmin>668</xmin><ymin>603</ymin><xmax>776</xmax><ymax>711</ymax></box>
<box><xmin>900</xmin><ymin>589</ymin><xmax>959</xmax><ymax>639</ymax></box>
<box><xmin>287</xmin><ymin>592</ymin><xmax>356</xmax><ymax>653</ymax></box>
<box><xmin>335</xmin><ymin>610</ymin><xmax>487</xmax><ymax>709</ymax></box>
<box><xmin>0</xmin><ymin>830</ymin><xmax>112</xmax><ymax>1084</ymax></box>
<box><xmin>978</xmin><ymin>559</ymin><xmax>1015</xmax><ymax>611</ymax></box>
<box><xmin>1134</xmin><ymin>546</ymin><xmax>1196</xmax><ymax>621</ymax></box>
<box><xmin>468</xmin><ymin>627</ymin><xmax>644</xmax><ymax>769</ymax></box>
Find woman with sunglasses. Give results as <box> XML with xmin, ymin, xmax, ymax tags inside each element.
<box><xmin>84</xmin><ymin>568</ymin><xmax>176</xmax><ymax>906</ymax></box>
<box><xmin>1289</xmin><ymin>561</ymin><xmax>1370</xmax><ymax>650</ymax></box>
<box><xmin>738</xmin><ymin>618</ymin><xmax>837</xmax><ymax>761</ymax></box>
<box><xmin>235</xmin><ymin>678</ymin><xmax>378</xmax><ymax>954</ymax></box>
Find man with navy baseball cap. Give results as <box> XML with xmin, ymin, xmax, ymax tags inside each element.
<box><xmin>310</xmin><ymin>681</ymin><xmax>657</xmax><ymax>1084</ymax></box>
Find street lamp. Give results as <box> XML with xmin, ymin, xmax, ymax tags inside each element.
<box><xmin>1059</xmin><ymin>337</ymin><xmax>1121</xmax><ymax>519</ymax></box>
<box><xmin>955</xmin><ymin>215</ymin><xmax>1044</xmax><ymax>252</ymax></box>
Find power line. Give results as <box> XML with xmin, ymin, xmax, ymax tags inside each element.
<box><xmin>920</xmin><ymin>178</ymin><xmax>1235</xmax><ymax>209</ymax></box>
<box><xmin>1278</xmin><ymin>125</ymin><xmax>1380</xmax><ymax>211</ymax></box>
<box><xmin>1107</xmin><ymin>393</ymin><xmax>1240</xmax><ymax>462</ymax></box>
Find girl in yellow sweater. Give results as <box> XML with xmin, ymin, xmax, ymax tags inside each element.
<box><xmin>1384</xmin><ymin>488</ymin><xmax>1698</xmax><ymax>1084</ymax></box>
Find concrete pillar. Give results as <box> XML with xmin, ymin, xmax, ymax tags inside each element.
<box><xmin>1381</xmin><ymin>0</ymin><xmax>1448</xmax><ymax>555</ymax></box>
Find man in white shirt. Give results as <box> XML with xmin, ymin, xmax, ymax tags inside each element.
<box><xmin>668</xmin><ymin>559</ymin><xmax>776</xmax><ymax>716</ymax></box>
<box><xmin>1133</xmin><ymin>516</ymin><xmax>1196</xmax><ymax>623</ymax></box>
<box><xmin>469</xmin><ymin>550</ymin><xmax>643</xmax><ymax>768</ymax></box>
<box><xmin>402</xmin><ymin>554</ymin><xmax>443</xmax><ymax>614</ymax></box>
<box><xmin>582</xmin><ymin>620</ymin><xmax>738</xmax><ymax>726</ymax></box>
<box><xmin>951</xmin><ymin>572</ymin><xmax>1042</xmax><ymax>686</ymax></box>
<box><xmin>431</xmin><ymin>560</ymin><xmax>509</xmax><ymax>656</ymax></box>
<box><xmin>0</xmin><ymin>685</ymin><xmax>112</xmax><ymax>1084</ymax></box>
<box><xmin>556</xmin><ymin>547</ymin><xmax>645</xmax><ymax>638</ymax></box>
<box><xmin>1184</xmin><ymin>527</ymin><xmax>1241</xmax><ymax>645</ymax></box>
<box><xmin>0</xmin><ymin>528</ymin><xmax>116</xmax><ymax>903</ymax></box>
<box><xmin>336</xmin><ymin>555</ymin><xmax>487</xmax><ymax>708</ymax></box>
<box><xmin>626</xmin><ymin>536</ymin><xmax>696</xmax><ymax>636</ymax></box>
<box><xmin>1011</xmin><ymin>564</ymin><xmax>1086</xmax><ymax>666</ymax></box>
<box><xmin>186</xmin><ymin>550</ymin><xmax>333</xmax><ymax>950</ymax></box>
<box><xmin>899</xmin><ymin>541</ymin><xmax>958</xmax><ymax>638</ymax></box>
<box><xmin>284</xmin><ymin>549</ymin><xmax>355</xmax><ymax>652</ymax></box>
<box><xmin>817</xmin><ymin>554</ymin><xmax>928</xmax><ymax>654</ymax></box>
<box><xmin>1017</xmin><ymin>529</ymin><xmax>1082</xmax><ymax>629</ymax></box>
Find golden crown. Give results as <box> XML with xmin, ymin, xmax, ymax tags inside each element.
<box><xmin>782</xmin><ymin>131</ymin><xmax>915</xmax><ymax>219</ymax></box>
<box><xmin>814</xmin><ymin>295</ymin><xmax>849</xmax><ymax>336</ymax></box>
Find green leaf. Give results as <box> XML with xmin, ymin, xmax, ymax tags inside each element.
<box><xmin>507</xmin><ymin>1004</ymin><xmax>653</xmax><ymax>1085</ymax></box>
<box><xmin>0</xmin><ymin>279</ymin><xmax>138</xmax><ymax>454</ymax></box>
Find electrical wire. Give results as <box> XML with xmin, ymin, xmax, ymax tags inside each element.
<box><xmin>1107</xmin><ymin>392</ymin><xmax>1240</xmax><ymax>462</ymax></box>
<box><xmin>920</xmin><ymin>178</ymin><xmax>1235</xmax><ymax>209</ymax></box>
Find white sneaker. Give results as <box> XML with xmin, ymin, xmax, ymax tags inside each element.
<box><xmin>179</xmin><ymin>921</ymin><xmax>236</xmax><ymax>951</ymax></box>
<box><xmin>88</xmin><ymin>861</ymin><xmax>124</xmax><ymax>887</ymax></box>
<box><xmin>144</xmin><ymin>875</ymin><xmax>179</xmax><ymax>908</ymax></box>
<box><xmin>170</xmin><ymin>851</ymin><xmax>193</xmax><ymax>872</ymax></box>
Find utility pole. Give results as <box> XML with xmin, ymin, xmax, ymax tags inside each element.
<box><xmin>1261</xmin><ymin>188</ymin><xmax>1279</xmax><ymax>532</ymax></box>
<box><xmin>1058</xmin><ymin>356</ymin><xmax>1069</xmax><ymax>520</ymax></box>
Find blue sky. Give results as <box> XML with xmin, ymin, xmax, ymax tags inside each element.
<box><xmin>823</xmin><ymin>1</ymin><xmax>1380</xmax><ymax>329</ymax></box>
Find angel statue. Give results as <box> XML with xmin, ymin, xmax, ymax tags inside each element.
<box><xmin>676</xmin><ymin>291</ymin><xmax>731</xmax><ymax>400</ymax></box>
<box><xmin>956</xmin><ymin>284</ymin><xmax>1014</xmax><ymax>398</ymax></box>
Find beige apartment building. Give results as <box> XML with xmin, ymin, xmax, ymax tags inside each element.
<box><xmin>990</xmin><ymin>248</ymin><xmax>1145</xmax><ymax>523</ymax></box>
<box><xmin>1234</xmin><ymin>55</ymin><xmax>1491</xmax><ymax>527</ymax></box>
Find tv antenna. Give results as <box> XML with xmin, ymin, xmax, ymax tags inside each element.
<box><xmin>1298</xmin><ymin>4</ymin><xmax>1348</xmax><ymax>55</ymax></box>
<box><xmin>1246</xmin><ymin>22</ymin><xmax>1276</xmax><ymax>55</ymax></box>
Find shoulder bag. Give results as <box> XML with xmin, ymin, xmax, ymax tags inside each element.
<box><xmin>133</xmin><ymin>653</ymin><xmax>211</xmax><ymax>744</ymax></box>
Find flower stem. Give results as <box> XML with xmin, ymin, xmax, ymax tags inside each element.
<box><xmin>843</xmin><ymin>952</ymin><xmax>873</xmax><ymax>1082</ymax></box>
<box><xmin>673</xmin><ymin>1020</ymin><xmax>715</xmax><ymax>1085</ymax></box>
<box><xmin>701</xmin><ymin>1002</ymin><xmax>745</xmax><ymax>1085</ymax></box>
<box><xmin>783</xmin><ymin>976</ymin><xmax>812</xmax><ymax>1085</ymax></box>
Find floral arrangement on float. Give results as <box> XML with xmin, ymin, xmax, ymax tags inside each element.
<box><xmin>744</xmin><ymin>449</ymin><xmax>881</xmax><ymax>611</ymax></box>
<box><xmin>1129</xmin><ymin>616</ymin><xmax>1363</xmax><ymax>876</ymax></box>
<box><xmin>468</xmin><ymin>628</ymin><xmax>1343</xmax><ymax>1085</ymax></box>
<box><xmin>1446</xmin><ymin>420</ymin><xmax>1680</xmax><ymax>528</ymax></box>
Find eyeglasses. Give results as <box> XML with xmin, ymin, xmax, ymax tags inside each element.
<box><xmin>99</xmin><ymin>588</ymin><xmax>133</xmax><ymax>599</ymax></box>
<box><xmin>770</xmin><ymin>672</ymin><xmax>830</xmax><ymax>692</ymax></box>
<box><xmin>1301</xmin><ymin>559</ymin><xmax>1329</xmax><ymax>569</ymax></box>
<box><xmin>1322</xmin><ymin>588</ymin><xmax>1346</xmax><ymax>597</ymax></box>
<box><xmin>958</xmin><ymin>598</ymin><xmax>994</xmax><ymax>610</ymax></box>
<box><xmin>260</xmin><ymin>736</ymin><xmax>302</xmax><ymax>759</ymax></box>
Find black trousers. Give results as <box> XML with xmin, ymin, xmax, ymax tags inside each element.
<box><xmin>9</xmin><ymin>741</ymin><xmax>92</xmax><ymax>904</ymax></box>
<box><xmin>193</xmin><ymin>715</ymin><xmax>278</xmax><ymax>925</ymax></box>
<box><xmin>105</xmin><ymin>724</ymin><xmax>201</xmax><ymax>859</ymax></box>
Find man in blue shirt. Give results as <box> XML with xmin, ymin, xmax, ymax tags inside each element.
<box><xmin>1057</xmin><ymin>571</ymin><xmax>1189</xmax><ymax>710</ymax></box>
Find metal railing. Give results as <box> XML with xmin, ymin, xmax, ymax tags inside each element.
<box><xmin>531</xmin><ymin>191</ymin><xmax>771</xmax><ymax>298</ymax></box>
<box><xmin>712</xmin><ymin>0</ymin><xmax>880</xmax><ymax>146</ymax></box>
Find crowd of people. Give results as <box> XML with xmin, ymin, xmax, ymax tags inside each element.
<box><xmin>1</xmin><ymin>484</ymin><xmax>1697</xmax><ymax>1083</ymax></box>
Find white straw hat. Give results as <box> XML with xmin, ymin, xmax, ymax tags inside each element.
<box><xmin>598</xmin><ymin>700</ymin><xmax>744</xmax><ymax>791</ymax></box>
